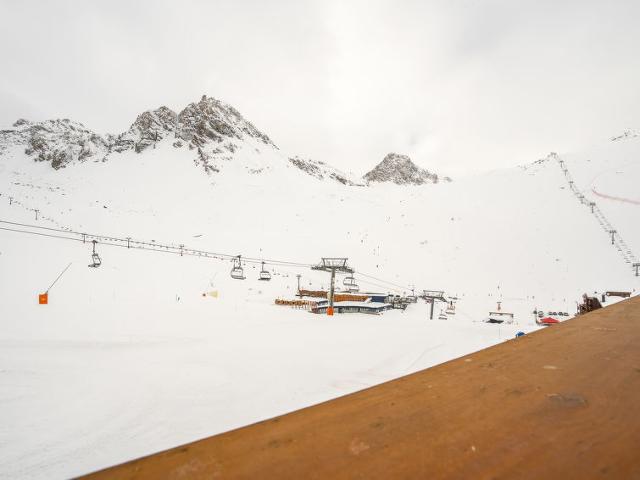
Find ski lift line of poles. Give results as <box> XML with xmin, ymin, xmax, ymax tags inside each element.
<box><xmin>0</xmin><ymin>220</ymin><xmax>418</xmax><ymax>290</ymax></box>
<box><xmin>555</xmin><ymin>157</ymin><xmax>639</xmax><ymax>269</ymax></box>
<box><xmin>0</xmin><ymin>220</ymin><xmax>422</xmax><ymax>293</ymax></box>
<box><xmin>0</xmin><ymin>218</ymin><xmax>248</xmax><ymax>263</ymax></box>
<box><xmin>0</xmin><ymin>224</ymin><xmax>311</xmax><ymax>269</ymax></box>
<box><xmin>0</xmin><ymin>225</ymin><xmax>193</xmax><ymax>255</ymax></box>
<box><xmin>0</xmin><ymin>218</ymin><xmax>312</xmax><ymax>268</ymax></box>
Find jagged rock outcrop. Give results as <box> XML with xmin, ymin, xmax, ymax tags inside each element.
<box><xmin>0</xmin><ymin>95</ymin><xmax>371</xmax><ymax>184</ymax></box>
<box><xmin>0</xmin><ymin>95</ymin><xmax>279</xmax><ymax>173</ymax></box>
<box><xmin>113</xmin><ymin>106</ymin><xmax>177</xmax><ymax>153</ymax></box>
<box><xmin>112</xmin><ymin>96</ymin><xmax>277</xmax><ymax>156</ymax></box>
<box><xmin>3</xmin><ymin>118</ymin><xmax>109</xmax><ymax>169</ymax></box>
<box><xmin>177</xmin><ymin>95</ymin><xmax>275</xmax><ymax>149</ymax></box>
<box><xmin>611</xmin><ymin>129</ymin><xmax>639</xmax><ymax>142</ymax></box>
<box><xmin>288</xmin><ymin>156</ymin><xmax>359</xmax><ymax>185</ymax></box>
<box><xmin>363</xmin><ymin>153</ymin><xmax>446</xmax><ymax>185</ymax></box>
<box><xmin>108</xmin><ymin>95</ymin><xmax>278</xmax><ymax>173</ymax></box>
<box><xmin>172</xmin><ymin>95</ymin><xmax>278</xmax><ymax>174</ymax></box>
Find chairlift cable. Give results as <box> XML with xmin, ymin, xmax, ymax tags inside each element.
<box><xmin>0</xmin><ymin>220</ymin><xmax>413</xmax><ymax>290</ymax></box>
<box><xmin>46</xmin><ymin>262</ymin><xmax>72</xmax><ymax>293</ymax></box>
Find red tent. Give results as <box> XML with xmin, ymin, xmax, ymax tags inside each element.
<box><xmin>540</xmin><ymin>317</ymin><xmax>560</xmax><ymax>325</ymax></box>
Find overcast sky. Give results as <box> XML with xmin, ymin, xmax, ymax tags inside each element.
<box><xmin>1</xmin><ymin>0</ymin><xmax>639</xmax><ymax>175</ymax></box>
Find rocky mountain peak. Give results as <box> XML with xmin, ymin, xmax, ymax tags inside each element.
<box><xmin>0</xmin><ymin>95</ymin><xmax>351</xmax><ymax>182</ymax></box>
<box><xmin>1</xmin><ymin>94</ymin><xmax>280</xmax><ymax>173</ymax></box>
<box><xmin>114</xmin><ymin>95</ymin><xmax>277</xmax><ymax>156</ymax></box>
<box><xmin>113</xmin><ymin>106</ymin><xmax>177</xmax><ymax>153</ymax></box>
<box><xmin>176</xmin><ymin>95</ymin><xmax>275</xmax><ymax>149</ymax></box>
<box><xmin>363</xmin><ymin>153</ymin><xmax>445</xmax><ymax>185</ymax></box>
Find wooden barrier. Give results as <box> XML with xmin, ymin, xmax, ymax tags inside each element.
<box><xmin>297</xmin><ymin>289</ymin><xmax>327</xmax><ymax>298</ymax></box>
<box><xmin>333</xmin><ymin>294</ymin><xmax>368</xmax><ymax>303</ymax></box>
<box><xmin>297</xmin><ymin>290</ymin><xmax>369</xmax><ymax>303</ymax></box>
<box><xmin>82</xmin><ymin>296</ymin><xmax>640</xmax><ymax>480</ymax></box>
<box><xmin>274</xmin><ymin>299</ymin><xmax>318</xmax><ymax>310</ymax></box>
<box><xmin>606</xmin><ymin>291</ymin><xmax>631</xmax><ymax>298</ymax></box>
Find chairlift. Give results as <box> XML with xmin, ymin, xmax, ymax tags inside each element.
<box><xmin>407</xmin><ymin>287</ymin><xmax>418</xmax><ymax>303</ymax></box>
<box><xmin>343</xmin><ymin>275</ymin><xmax>356</xmax><ymax>287</ymax></box>
<box><xmin>445</xmin><ymin>301</ymin><xmax>456</xmax><ymax>315</ymax></box>
<box><xmin>88</xmin><ymin>240</ymin><xmax>101</xmax><ymax>268</ymax></box>
<box><xmin>343</xmin><ymin>274</ymin><xmax>359</xmax><ymax>292</ymax></box>
<box><xmin>230</xmin><ymin>255</ymin><xmax>245</xmax><ymax>280</ymax></box>
<box><xmin>258</xmin><ymin>261</ymin><xmax>271</xmax><ymax>281</ymax></box>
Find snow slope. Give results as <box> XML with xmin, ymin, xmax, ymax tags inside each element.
<box><xmin>1</xmin><ymin>125</ymin><xmax>639</xmax><ymax>478</ymax></box>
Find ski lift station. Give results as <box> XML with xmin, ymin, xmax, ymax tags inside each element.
<box><xmin>311</xmin><ymin>300</ymin><xmax>391</xmax><ymax>315</ymax></box>
<box><xmin>485</xmin><ymin>311</ymin><xmax>515</xmax><ymax>324</ymax></box>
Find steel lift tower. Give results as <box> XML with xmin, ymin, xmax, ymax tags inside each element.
<box><xmin>421</xmin><ymin>290</ymin><xmax>448</xmax><ymax>320</ymax></box>
<box><xmin>312</xmin><ymin>258</ymin><xmax>354</xmax><ymax>315</ymax></box>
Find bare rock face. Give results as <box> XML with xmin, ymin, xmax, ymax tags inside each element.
<box><xmin>5</xmin><ymin>118</ymin><xmax>110</xmax><ymax>169</ymax></box>
<box><xmin>171</xmin><ymin>95</ymin><xmax>277</xmax><ymax>174</ymax></box>
<box><xmin>106</xmin><ymin>95</ymin><xmax>278</xmax><ymax>174</ymax></box>
<box><xmin>1</xmin><ymin>95</ymin><xmax>280</xmax><ymax>173</ymax></box>
<box><xmin>288</xmin><ymin>156</ymin><xmax>360</xmax><ymax>185</ymax></box>
<box><xmin>1</xmin><ymin>95</ymin><xmax>368</xmax><ymax>185</ymax></box>
<box><xmin>611</xmin><ymin>129</ymin><xmax>639</xmax><ymax>142</ymax></box>
<box><xmin>363</xmin><ymin>153</ymin><xmax>443</xmax><ymax>185</ymax></box>
<box><xmin>177</xmin><ymin>95</ymin><xmax>275</xmax><ymax>149</ymax></box>
<box><xmin>113</xmin><ymin>106</ymin><xmax>177</xmax><ymax>153</ymax></box>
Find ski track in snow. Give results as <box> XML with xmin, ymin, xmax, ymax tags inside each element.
<box><xmin>591</xmin><ymin>188</ymin><xmax>640</xmax><ymax>206</ymax></box>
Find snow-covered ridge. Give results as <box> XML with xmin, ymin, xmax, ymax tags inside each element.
<box><xmin>0</xmin><ymin>95</ymin><xmax>279</xmax><ymax>174</ymax></box>
<box><xmin>1</xmin><ymin>118</ymin><xmax>110</xmax><ymax>169</ymax></box>
<box><xmin>0</xmin><ymin>95</ymin><xmax>451</xmax><ymax>186</ymax></box>
<box><xmin>363</xmin><ymin>153</ymin><xmax>449</xmax><ymax>185</ymax></box>
<box><xmin>1</xmin><ymin>98</ymin><xmax>451</xmax><ymax>188</ymax></box>
<box><xmin>610</xmin><ymin>129</ymin><xmax>639</xmax><ymax>142</ymax></box>
<box><xmin>288</xmin><ymin>156</ymin><xmax>362</xmax><ymax>186</ymax></box>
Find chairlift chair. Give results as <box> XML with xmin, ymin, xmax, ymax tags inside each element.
<box><xmin>445</xmin><ymin>301</ymin><xmax>456</xmax><ymax>315</ymax></box>
<box><xmin>407</xmin><ymin>287</ymin><xmax>418</xmax><ymax>304</ymax></box>
<box><xmin>343</xmin><ymin>274</ymin><xmax>359</xmax><ymax>292</ymax></box>
<box><xmin>230</xmin><ymin>255</ymin><xmax>245</xmax><ymax>280</ymax></box>
<box><xmin>343</xmin><ymin>275</ymin><xmax>356</xmax><ymax>287</ymax></box>
<box><xmin>258</xmin><ymin>261</ymin><xmax>271</xmax><ymax>281</ymax></box>
<box><xmin>88</xmin><ymin>240</ymin><xmax>101</xmax><ymax>268</ymax></box>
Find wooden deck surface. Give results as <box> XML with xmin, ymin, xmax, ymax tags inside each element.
<box><xmin>83</xmin><ymin>296</ymin><xmax>640</xmax><ymax>479</ymax></box>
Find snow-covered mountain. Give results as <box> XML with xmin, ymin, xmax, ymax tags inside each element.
<box><xmin>1</xmin><ymin>95</ymin><xmax>283</xmax><ymax>176</ymax></box>
<box><xmin>1</xmin><ymin>98</ymin><xmax>454</xmax><ymax>188</ymax></box>
<box><xmin>363</xmin><ymin>153</ymin><xmax>448</xmax><ymax>185</ymax></box>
